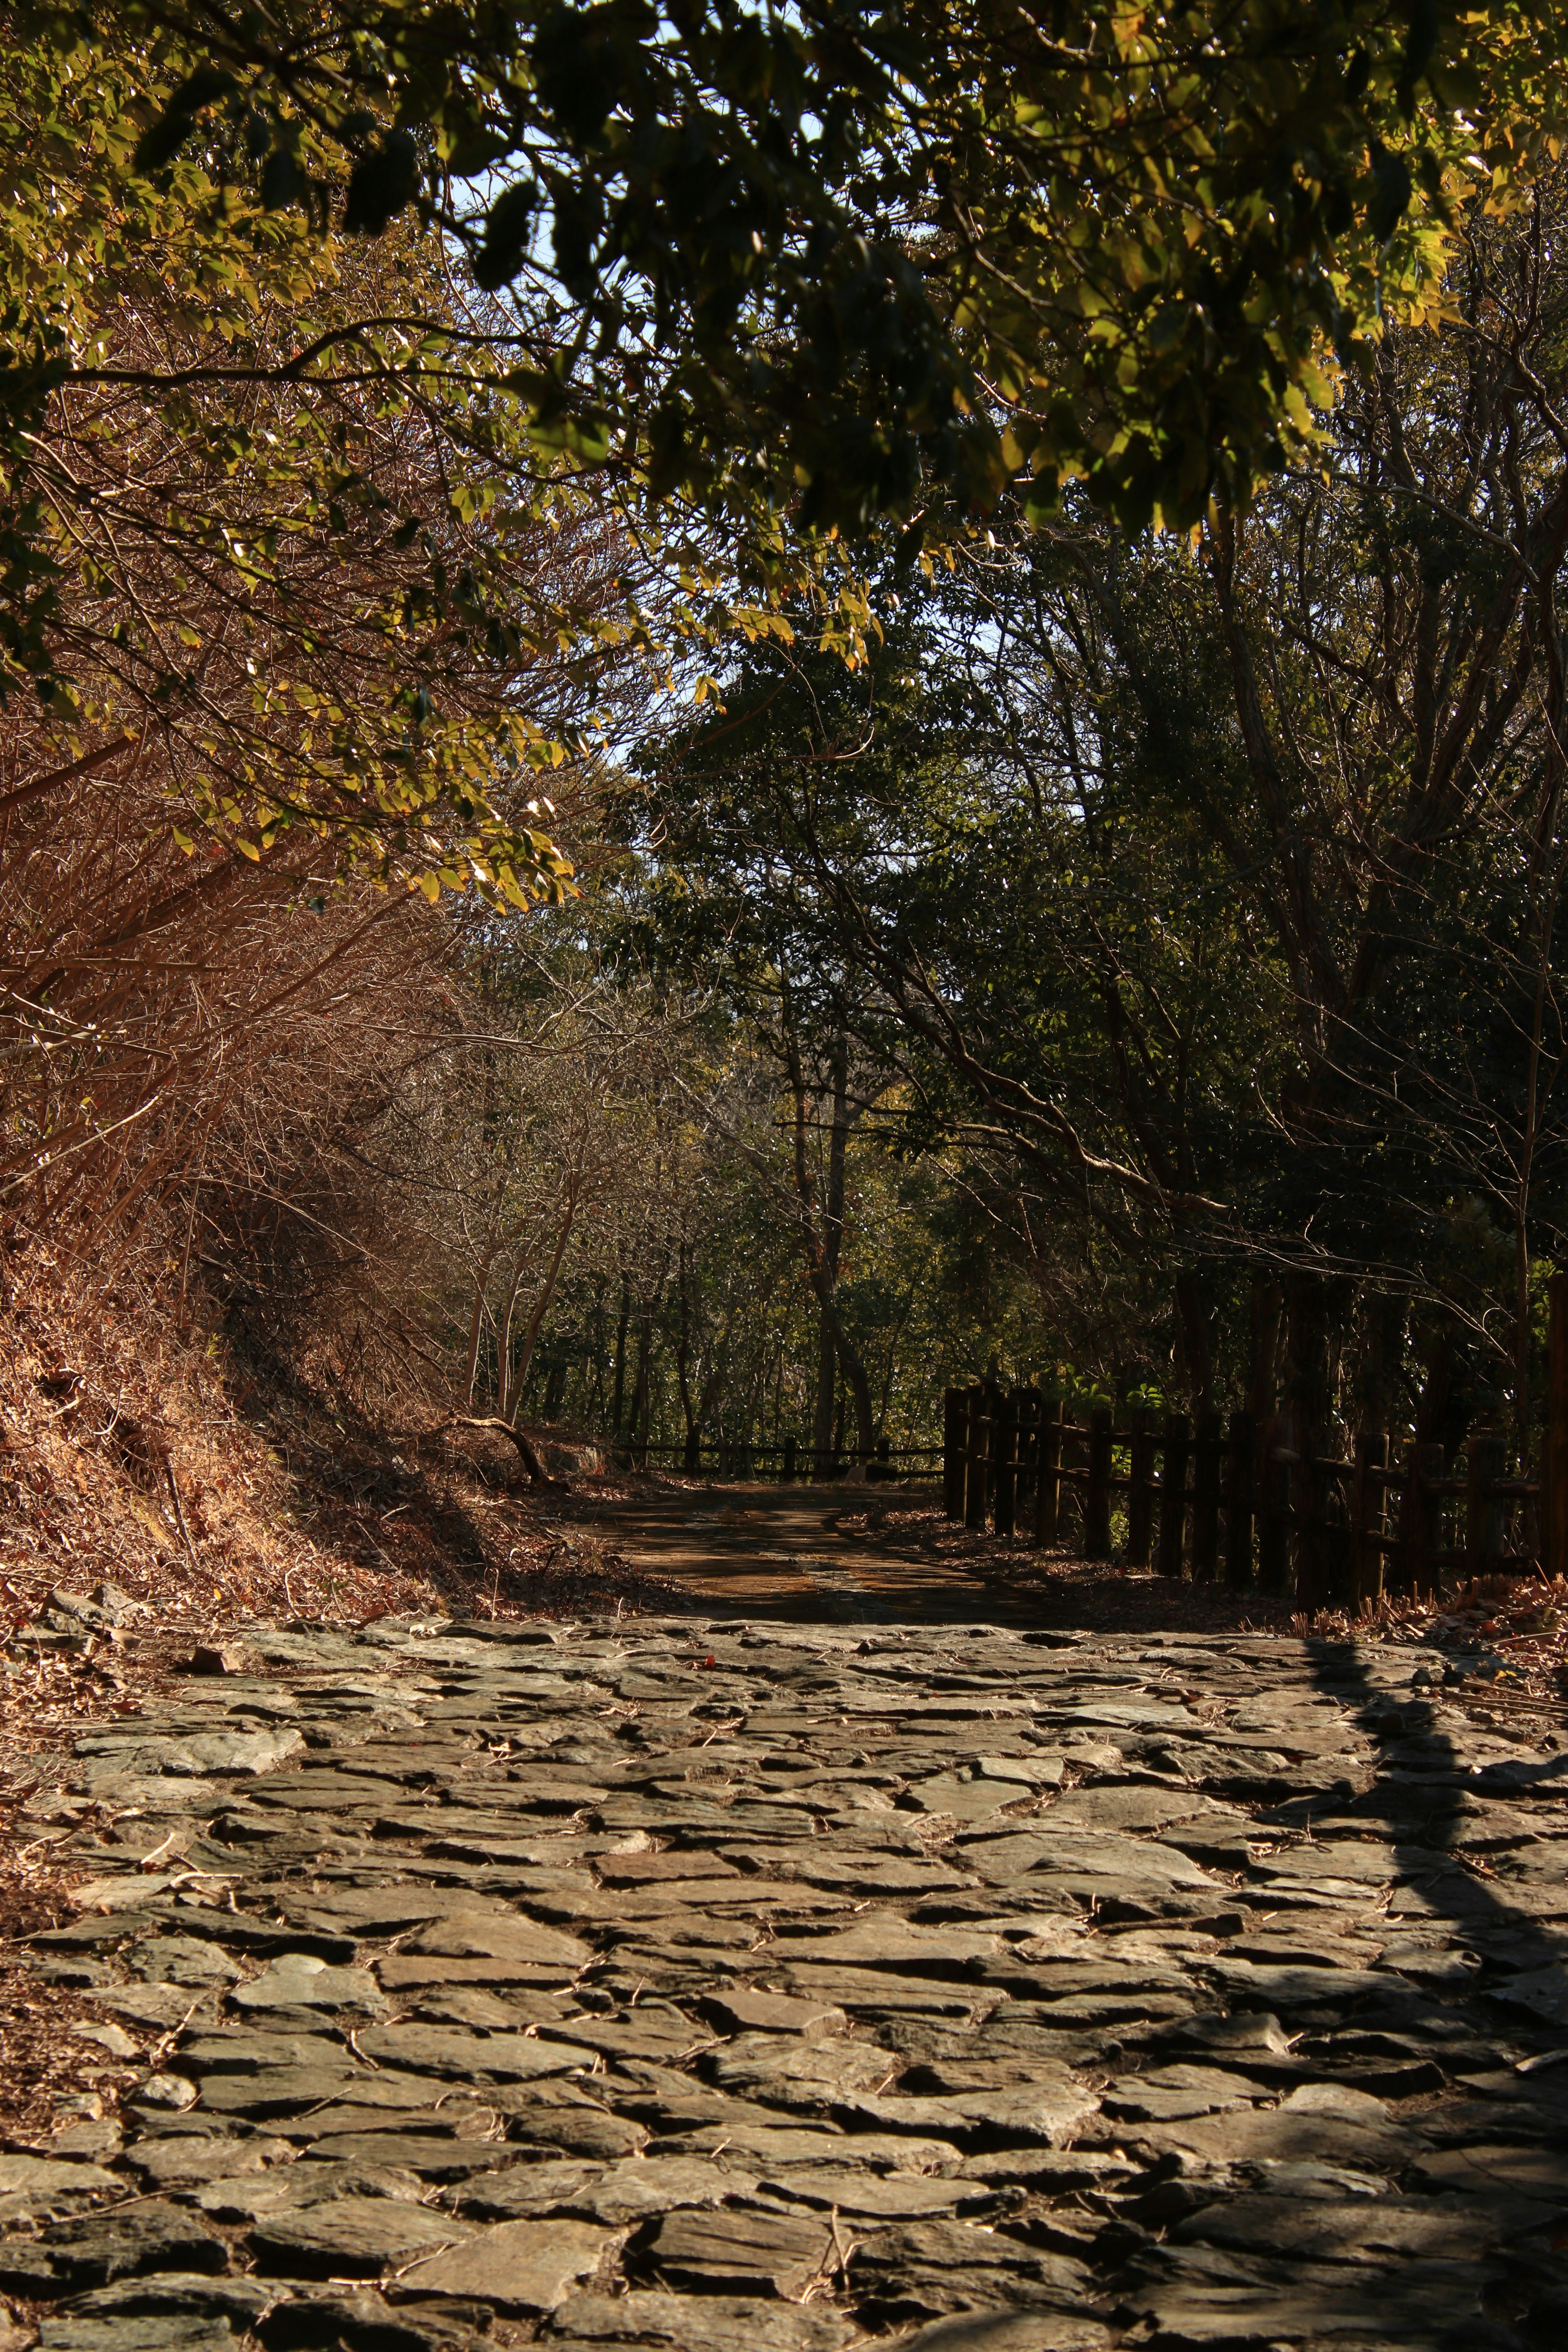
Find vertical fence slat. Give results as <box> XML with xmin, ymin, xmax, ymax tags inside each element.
<box><xmin>995</xmin><ymin>1390</ymin><xmax>1019</xmax><ymax>1539</ymax></box>
<box><xmin>1127</xmin><ymin>1406</ymin><xmax>1156</xmax><ymax>1568</ymax></box>
<box><xmin>1190</xmin><ymin>1408</ymin><xmax>1223</xmax><ymax>1580</ymax></box>
<box><xmin>1225</xmin><ymin>1409</ymin><xmax>1255</xmax><ymax>1588</ymax></box>
<box><xmin>1035</xmin><ymin>1399</ymin><xmax>1063</xmax><ymax>1545</ymax></box>
<box><xmin>1550</xmin><ymin>1274</ymin><xmax>1568</xmax><ymax>1579</ymax></box>
<box><xmin>1399</xmin><ymin>1439</ymin><xmax>1442</xmax><ymax>1599</ymax></box>
<box><xmin>1085</xmin><ymin>1406</ymin><xmax>1114</xmax><ymax>1560</ymax></box>
<box><xmin>1258</xmin><ymin>1442</ymin><xmax>1290</xmax><ymax>1592</ymax></box>
<box><xmin>942</xmin><ymin>1389</ymin><xmax>964</xmax><ymax>1521</ymax></box>
<box><xmin>1352</xmin><ymin>1429</ymin><xmax>1388</xmax><ymax>1610</ymax></box>
<box><xmin>1293</xmin><ymin>1428</ymin><xmax>1327</xmax><ymax>1614</ymax></box>
<box><xmin>1156</xmin><ymin>1412</ymin><xmax>1190</xmax><ymax>1579</ymax></box>
<box><xmin>1467</xmin><ymin>1430</ymin><xmax>1506</xmax><ymax>1581</ymax></box>
<box><xmin>1016</xmin><ymin>1389</ymin><xmax>1040</xmax><ymax>1532</ymax></box>
<box><xmin>964</xmin><ymin>1385</ymin><xmax>989</xmax><ymax>1530</ymax></box>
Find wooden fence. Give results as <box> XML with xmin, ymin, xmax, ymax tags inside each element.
<box><xmin>635</xmin><ymin>1437</ymin><xmax>943</xmax><ymax>1481</ymax></box>
<box><xmin>940</xmin><ymin>1276</ymin><xmax>1568</xmax><ymax>1604</ymax></box>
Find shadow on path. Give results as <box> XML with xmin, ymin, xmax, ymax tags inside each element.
<box><xmin>1305</xmin><ymin>1635</ymin><xmax>1568</xmax><ymax>1981</ymax></box>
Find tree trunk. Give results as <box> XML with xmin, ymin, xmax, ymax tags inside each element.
<box><xmin>812</xmin><ymin>1306</ymin><xmax>836</xmax><ymax>1475</ymax></box>
<box><xmin>610</xmin><ymin>1271</ymin><xmax>631</xmax><ymax>1438</ymax></box>
<box><xmin>501</xmin><ymin>1195</ymin><xmax>578</xmax><ymax>1421</ymax></box>
<box><xmin>798</xmin><ymin>1030</ymin><xmax>877</xmax><ymax>1463</ymax></box>
<box><xmin>1174</xmin><ymin>1268</ymin><xmax>1215</xmax><ymax>1415</ymax></box>
<box><xmin>1247</xmin><ymin>1276</ymin><xmax>1282</xmax><ymax>1419</ymax></box>
<box><xmin>1284</xmin><ymin>1274</ymin><xmax>1331</xmax><ymax>1609</ymax></box>
<box><xmin>676</xmin><ymin>1243</ymin><xmax>700</xmax><ymax>1470</ymax></box>
<box><xmin>626</xmin><ymin>1263</ymin><xmax>669</xmax><ymax>1466</ymax></box>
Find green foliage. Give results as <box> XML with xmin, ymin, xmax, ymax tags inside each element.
<box><xmin>619</xmin><ymin>190</ymin><xmax>1568</xmax><ymax>1429</ymax></box>
<box><xmin>7</xmin><ymin>0</ymin><xmax>1566</xmax><ymax>661</ymax></box>
<box><xmin>0</xmin><ymin>26</ymin><xmax>644</xmax><ymax>894</ymax></box>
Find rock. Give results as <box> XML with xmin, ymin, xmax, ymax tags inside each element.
<box><xmin>35</xmin><ymin>2319</ymin><xmax>237</xmax><ymax>2350</ymax></box>
<box><xmin>126</xmin><ymin>1936</ymin><xmax>242</xmax><ymax>1987</ymax></box>
<box><xmin>894</xmin><ymin>2315</ymin><xmax>1115</xmax><ymax>2352</ymax></box>
<box><xmin>547</xmin><ymin>2289</ymin><xmax>861</xmax><ymax>2350</ymax></box>
<box><xmin>0</xmin><ymin>2201</ymin><xmax>227</xmax><ymax>2295</ymax></box>
<box><xmin>1169</xmin><ymin>2192</ymin><xmax>1508</xmax><ymax>2263</ymax></box>
<box><xmin>635</xmin><ymin>2207</ymin><xmax>843</xmax><ymax>2299</ymax></box>
<box><xmin>1490</xmin><ymin>1963</ymin><xmax>1568</xmax><ymax>2025</ymax></box>
<box><xmin>398</xmin><ymin>2218</ymin><xmax>618</xmax><ymax>2312</ymax></box>
<box><xmin>400</xmin><ymin>1912</ymin><xmax>592</xmax><ymax>1968</ymax></box>
<box><xmin>353</xmin><ymin>2023</ymin><xmax>589</xmax><ymax>2081</ymax></box>
<box><xmin>134</xmin><ymin>2073</ymin><xmax>202</xmax><ymax>2112</ymax></box>
<box><xmin>490</xmin><ymin>2098</ymin><xmax>648</xmax><ymax>2163</ymax></box>
<box><xmin>375</xmin><ymin>1954</ymin><xmax>579</xmax><ymax>1990</ymax></box>
<box><xmin>459</xmin><ymin>2155</ymin><xmax>748</xmax><ymax>2227</ymax></box>
<box><xmin>256</xmin><ymin>2290</ymin><xmax>490</xmax><ymax>2350</ymax></box>
<box><xmin>127</xmin><ymin>2136</ymin><xmax>294</xmax><ymax>2188</ymax></box>
<box><xmin>761</xmin><ymin>2167</ymin><xmax>983</xmax><ymax>2218</ymax></box>
<box><xmin>113</xmin><ymin>1729</ymin><xmax>304</xmax><ymax>1777</ymax></box>
<box><xmin>847</xmin><ymin>2081</ymin><xmax>1098</xmax><ymax>2148</ymax></box>
<box><xmin>845</xmin><ymin>2216</ymin><xmax>1091</xmax><ymax>2320</ymax></box>
<box><xmin>44</xmin><ymin>2274</ymin><xmax>274</xmax><ymax>2328</ymax></box>
<box><xmin>249</xmin><ymin>2198</ymin><xmax>475</xmax><ymax>2278</ymax></box>
<box><xmin>1115</xmin><ymin>2247</ymin><xmax>1494</xmax><ymax>2347</ymax></box>
<box><xmin>595</xmin><ymin>1852</ymin><xmax>743</xmax><ymax>1886</ymax></box>
<box><xmin>178</xmin><ymin>1647</ymin><xmax>248</xmax><ymax>1677</ymax></box>
<box><xmin>230</xmin><ymin>1956</ymin><xmax>387</xmax><ymax>2014</ymax></box>
<box><xmin>708</xmin><ymin>2032</ymin><xmax>902</xmax><ymax>2107</ymax></box>
<box><xmin>68</xmin><ymin>1877</ymin><xmax>177</xmax><ymax>1915</ymax></box>
<box><xmin>0</xmin><ymin>2155</ymin><xmax>119</xmax><ymax>2199</ymax></box>
<box><xmin>1101</xmin><ymin>2065</ymin><xmax>1263</xmax><ymax>2123</ymax></box>
<box><xmin>695</xmin><ymin>1989</ymin><xmax>847</xmax><ymax>2039</ymax></box>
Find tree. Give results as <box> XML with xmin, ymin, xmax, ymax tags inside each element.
<box><xmin>630</xmin><ymin>179</ymin><xmax>1568</xmax><ymax>1488</ymax></box>
<box><xmin>7</xmin><ymin>0</ymin><xmax>1565</xmax><ymax>692</ymax></box>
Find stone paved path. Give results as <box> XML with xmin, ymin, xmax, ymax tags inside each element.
<box><xmin>4</xmin><ymin>1613</ymin><xmax>1568</xmax><ymax>2352</ymax></box>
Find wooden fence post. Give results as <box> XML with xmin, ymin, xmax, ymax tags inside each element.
<box><xmin>1190</xmin><ymin>1408</ymin><xmax>1223</xmax><ymax>1580</ymax></box>
<box><xmin>1127</xmin><ymin>1405</ymin><xmax>1156</xmax><ymax>1567</ymax></box>
<box><xmin>964</xmin><ymin>1385</ymin><xmax>989</xmax><ymax>1530</ymax></box>
<box><xmin>1292</xmin><ymin>1421</ymin><xmax>1327</xmax><ymax>1613</ymax></box>
<box><xmin>1257</xmin><ymin>1438</ymin><xmax>1291</xmax><ymax>1592</ymax></box>
<box><xmin>782</xmin><ymin>1432</ymin><xmax>797</xmax><ymax>1485</ymax></box>
<box><xmin>1467</xmin><ymin>1429</ymin><xmax>1506</xmax><ymax>1582</ymax></box>
<box><xmin>1015</xmin><ymin>1390</ymin><xmax>1039</xmax><ymax>1530</ymax></box>
<box><xmin>942</xmin><ymin>1389</ymin><xmax>964</xmax><ymax>1520</ymax></box>
<box><xmin>1035</xmin><ymin>1399</ymin><xmax>1063</xmax><ymax>1544</ymax></box>
<box><xmin>1352</xmin><ymin>1429</ymin><xmax>1388</xmax><ymax>1611</ymax></box>
<box><xmin>1402</xmin><ymin>1439</ymin><xmax>1443</xmax><ymax>1600</ymax></box>
<box><xmin>1225</xmin><ymin>1409</ymin><xmax>1255</xmax><ymax>1588</ymax></box>
<box><xmin>1550</xmin><ymin>1274</ymin><xmax>1568</xmax><ymax>1578</ymax></box>
<box><xmin>995</xmin><ymin>1390</ymin><xmax>1019</xmax><ymax>1538</ymax></box>
<box><xmin>1085</xmin><ymin>1406</ymin><xmax>1114</xmax><ymax>1559</ymax></box>
<box><xmin>1156</xmin><ymin>1412</ymin><xmax>1191</xmax><ymax>1578</ymax></box>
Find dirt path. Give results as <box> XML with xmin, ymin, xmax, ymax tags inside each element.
<box><xmin>561</xmin><ymin>1481</ymin><xmax>1309</xmax><ymax>1637</ymax></box>
<box><xmin>565</xmin><ymin>1482</ymin><xmax>1040</xmax><ymax>1626</ymax></box>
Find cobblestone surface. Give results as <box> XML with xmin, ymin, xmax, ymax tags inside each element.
<box><xmin>3</xmin><ymin>1615</ymin><xmax>1567</xmax><ymax>2350</ymax></box>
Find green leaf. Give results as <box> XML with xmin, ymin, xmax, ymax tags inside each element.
<box><xmin>343</xmin><ymin>131</ymin><xmax>421</xmax><ymax>235</ymax></box>
<box><xmin>132</xmin><ymin>65</ymin><xmax>235</xmax><ymax>173</ymax></box>
<box><xmin>473</xmin><ymin>179</ymin><xmax>540</xmax><ymax>290</ymax></box>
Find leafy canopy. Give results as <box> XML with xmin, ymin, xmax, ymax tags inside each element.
<box><xmin>29</xmin><ymin>0</ymin><xmax>1566</xmax><ymax>549</ymax></box>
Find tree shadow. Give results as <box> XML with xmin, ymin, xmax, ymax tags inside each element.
<box><xmin>1301</xmin><ymin>1635</ymin><xmax>1568</xmax><ymax>1987</ymax></box>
